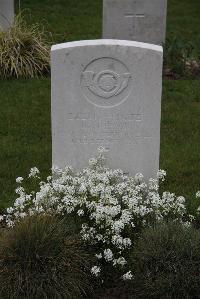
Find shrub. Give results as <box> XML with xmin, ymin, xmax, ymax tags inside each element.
<box><xmin>0</xmin><ymin>215</ymin><xmax>94</xmax><ymax>298</ymax></box>
<box><xmin>1</xmin><ymin>148</ymin><xmax>196</xmax><ymax>283</ymax></box>
<box><xmin>0</xmin><ymin>13</ymin><xmax>50</xmax><ymax>79</ymax></box>
<box><xmin>130</xmin><ymin>222</ymin><xmax>200</xmax><ymax>299</ymax></box>
<box><xmin>164</xmin><ymin>36</ymin><xmax>200</xmax><ymax>78</ymax></box>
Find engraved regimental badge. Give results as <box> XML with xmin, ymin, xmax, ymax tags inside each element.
<box><xmin>81</xmin><ymin>57</ymin><xmax>132</xmax><ymax>107</ymax></box>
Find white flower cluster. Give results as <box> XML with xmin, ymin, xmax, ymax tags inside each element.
<box><xmin>0</xmin><ymin>148</ymin><xmax>195</xmax><ymax>280</ymax></box>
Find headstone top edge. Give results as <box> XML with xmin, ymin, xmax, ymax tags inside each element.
<box><xmin>51</xmin><ymin>39</ymin><xmax>163</xmax><ymax>53</ymax></box>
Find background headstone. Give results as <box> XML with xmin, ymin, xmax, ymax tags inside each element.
<box><xmin>51</xmin><ymin>40</ymin><xmax>163</xmax><ymax>179</ymax></box>
<box><xmin>103</xmin><ymin>0</ymin><xmax>167</xmax><ymax>45</ymax></box>
<box><xmin>0</xmin><ymin>0</ymin><xmax>14</xmax><ymax>31</ymax></box>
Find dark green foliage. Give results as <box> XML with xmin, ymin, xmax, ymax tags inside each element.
<box><xmin>0</xmin><ymin>215</ymin><xmax>94</xmax><ymax>298</ymax></box>
<box><xmin>0</xmin><ymin>13</ymin><xmax>50</xmax><ymax>79</ymax></box>
<box><xmin>166</xmin><ymin>0</ymin><xmax>200</xmax><ymax>44</ymax></box>
<box><xmin>130</xmin><ymin>222</ymin><xmax>200</xmax><ymax>299</ymax></box>
<box><xmin>164</xmin><ymin>36</ymin><xmax>200</xmax><ymax>78</ymax></box>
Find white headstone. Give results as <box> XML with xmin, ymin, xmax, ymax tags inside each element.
<box><xmin>51</xmin><ymin>40</ymin><xmax>163</xmax><ymax>179</ymax></box>
<box><xmin>0</xmin><ymin>0</ymin><xmax>14</xmax><ymax>30</ymax></box>
<box><xmin>103</xmin><ymin>0</ymin><xmax>167</xmax><ymax>45</ymax></box>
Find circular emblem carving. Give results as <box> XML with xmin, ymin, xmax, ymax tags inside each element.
<box><xmin>81</xmin><ymin>57</ymin><xmax>132</xmax><ymax>107</ymax></box>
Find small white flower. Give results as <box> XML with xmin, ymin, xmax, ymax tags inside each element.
<box><xmin>19</xmin><ymin>212</ymin><xmax>27</xmax><ymax>218</ymax></box>
<box><xmin>104</xmin><ymin>248</ymin><xmax>113</xmax><ymax>261</ymax></box>
<box><xmin>196</xmin><ymin>191</ymin><xmax>200</xmax><ymax>198</ymax></box>
<box><xmin>16</xmin><ymin>177</ymin><xmax>23</xmax><ymax>183</ymax></box>
<box><xmin>122</xmin><ymin>271</ymin><xmax>133</xmax><ymax>280</ymax></box>
<box><xmin>113</xmin><ymin>257</ymin><xmax>127</xmax><ymax>267</ymax></box>
<box><xmin>123</xmin><ymin>238</ymin><xmax>132</xmax><ymax>248</ymax></box>
<box><xmin>47</xmin><ymin>176</ymin><xmax>52</xmax><ymax>182</ymax></box>
<box><xmin>7</xmin><ymin>220</ymin><xmax>14</xmax><ymax>228</ymax></box>
<box><xmin>77</xmin><ymin>209</ymin><xmax>84</xmax><ymax>216</ymax></box>
<box><xmin>28</xmin><ymin>167</ymin><xmax>40</xmax><ymax>178</ymax></box>
<box><xmin>134</xmin><ymin>173</ymin><xmax>144</xmax><ymax>182</ymax></box>
<box><xmin>15</xmin><ymin>187</ymin><xmax>24</xmax><ymax>195</ymax></box>
<box><xmin>0</xmin><ymin>215</ymin><xmax>4</xmax><ymax>222</ymax></box>
<box><xmin>79</xmin><ymin>184</ymin><xmax>87</xmax><ymax>193</ymax></box>
<box><xmin>98</xmin><ymin>146</ymin><xmax>107</xmax><ymax>154</ymax></box>
<box><xmin>7</xmin><ymin>207</ymin><xmax>14</xmax><ymax>214</ymax></box>
<box><xmin>14</xmin><ymin>197</ymin><xmax>25</xmax><ymax>207</ymax></box>
<box><xmin>91</xmin><ymin>266</ymin><xmax>101</xmax><ymax>277</ymax></box>
<box><xmin>157</xmin><ymin>169</ymin><xmax>166</xmax><ymax>181</ymax></box>
<box><xmin>95</xmin><ymin>253</ymin><xmax>102</xmax><ymax>259</ymax></box>
<box><xmin>177</xmin><ymin>196</ymin><xmax>185</xmax><ymax>204</ymax></box>
<box><xmin>149</xmin><ymin>178</ymin><xmax>159</xmax><ymax>191</ymax></box>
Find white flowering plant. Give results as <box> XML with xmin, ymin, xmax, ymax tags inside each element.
<box><xmin>0</xmin><ymin>147</ymin><xmax>197</xmax><ymax>281</ymax></box>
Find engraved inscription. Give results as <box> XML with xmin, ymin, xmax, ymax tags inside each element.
<box><xmin>125</xmin><ymin>14</ymin><xmax>145</xmax><ymax>38</ymax></box>
<box><xmin>66</xmin><ymin>111</ymin><xmax>152</xmax><ymax>146</ymax></box>
<box><xmin>66</xmin><ymin>112</ymin><xmax>142</xmax><ymax>121</ymax></box>
<box><xmin>81</xmin><ymin>57</ymin><xmax>133</xmax><ymax>107</ymax></box>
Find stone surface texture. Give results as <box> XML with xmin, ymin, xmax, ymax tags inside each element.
<box><xmin>51</xmin><ymin>40</ymin><xmax>163</xmax><ymax>179</ymax></box>
<box><xmin>103</xmin><ymin>0</ymin><xmax>167</xmax><ymax>45</ymax></box>
<box><xmin>0</xmin><ymin>0</ymin><xmax>14</xmax><ymax>30</ymax></box>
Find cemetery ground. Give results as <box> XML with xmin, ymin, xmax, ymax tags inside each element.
<box><xmin>0</xmin><ymin>0</ymin><xmax>199</xmax><ymax>213</ymax></box>
<box><xmin>0</xmin><ymin>0</ymin><xmax>200</xmax><ymax>297</ymax></box>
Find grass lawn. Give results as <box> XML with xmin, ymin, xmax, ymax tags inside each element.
<box><xmin>0</xmin><ymin>0</ymin><xmax>199</xmax><ymax>211</ymax></box>
<box><xmin>17</xmin><ymin>0</ymin><xmax>200</xmax><ymax>43</ymax></box>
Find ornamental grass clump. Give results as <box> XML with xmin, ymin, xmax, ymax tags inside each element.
<box><xmin>130</xmin><ymin>222</ymin><xmax>200</xmax><ymax>299</ymax></box>
<box><xmin>0</xmin><ymin>148</ymin><xmax>198</xmax><ymax>283</ymax></box>
<box><xmin>0</xmin><ymin>13</ymin><xmax>50</xmax><ymax>79</ymax></box>
<box><xmin>0</xmin><ymin>215</ymin><xmax>94</xmax><ymax>299</ymax></box>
